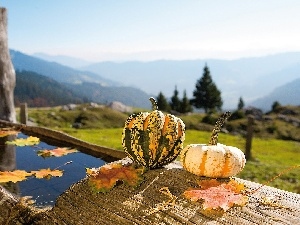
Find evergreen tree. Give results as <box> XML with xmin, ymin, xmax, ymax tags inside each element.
<box><xmin>180</xmin><ymin>90</ymin><xmax>192</xmax><ymax>113</ymax></box>
<box><xmin>191</xmin><ymin>64</ymin><xmax>223</xmax><ymax>113</ymax></box>
<box><xmin>170</xmin><ymin>86</ymin><xmax>181</xmax><ymax>112</ymax></box>
<box><xmin>156</xmin><ymin>92</ymin><xmax>170</xmax><ymax>111</ymax></box>
<box><xmin>238</xmin><ymin>97</ymin><xmax>245</xmax><ymax>110</ymax></box>
<box><xmin>271</xmin><ymin>101</ymin><xmax>281</xmax><ymax>113</ymax></box>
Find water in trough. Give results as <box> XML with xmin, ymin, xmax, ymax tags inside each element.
<box><xmin>0</xmin><ymin>132</ymin><xmax>105</xmax><ymax>208</ymax></box>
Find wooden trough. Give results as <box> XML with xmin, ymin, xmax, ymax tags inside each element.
<box><xmin>0</xmin><ymin>120</ymin><xmax>299</xmax><ymax>225</ymax></box>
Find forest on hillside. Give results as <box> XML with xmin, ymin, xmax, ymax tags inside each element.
<box><xmin>14</xmin><ymin>70</ymin><xmax>87</xmax><ymax>107</ymax></box>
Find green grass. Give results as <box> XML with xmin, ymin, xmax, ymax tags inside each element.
<box><xmin>25</xmin><ymin>105</ymin><xmax>128</xmax><ymax>129</ymax></box>
<box><xmin>62</xmin><ymin>128</ymin><xmax>124</xmax><ymax>150</ymax></box>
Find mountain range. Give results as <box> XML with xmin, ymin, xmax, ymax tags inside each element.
<box><xmin>251</xmin><ymin>78</ymin><xmax>300</xmax><ymax>109</ymax></box>
<box><xmin>10</xmin><ymin>50</ymin><xmax>118</xmax><ymax>86</ymax></box>
<box><xmin>11</xmin><ymin>50</ymin><xmax>151</xmax><ymax>108</ymax></box>
<box><xmin>10</xmin><ymin>49</ymin><xmax>300</xmax><ymax>111</ymax></box>
<box><xmin>80</xmin><ymin>55</ymin><xmax>300</xmax><ymax>111</ymax></box>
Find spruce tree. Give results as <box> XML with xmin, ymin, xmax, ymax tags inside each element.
<box><xmin>238</xmin><ymin>97</ymin><xmax>245</xmax><ymax>110</ymax></box>
<box><xmin>271</xmin><ymin>101</ymin><xmax>281</xmax><ymax>113</ymax></box>
<box><xmin>180</xmin><ymin>90</ymin><xmax>192</xmax><ymax>113</ymax></box>
<box><xmin>191</xmin><ymin>64</ymin><xmax>223</xmax><ymax>113</ymax></box>
<box><xmin>156</xmin><ymin>92</ymin><xmax>170</xmax><ymax>111</ymax></box>
<box><xmin>170</xmin><ymin>86</ymin><xmax>181</xmax><ymax>112</ymax></box>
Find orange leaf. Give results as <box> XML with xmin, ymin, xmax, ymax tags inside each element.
<box><xmin>0</xmin><ymin>129</ymin><xmax>19</xmax><ymax>137</ymax></box>
<box><xmin>184</xmin><ymin>179</ymin><xmax>248</xmax><ymax>211</ymax></box>
<box><xmin>6</xmin><ymin>136</ymin><xmax>40</xmax><ymax>146</ymax></box>
<box><xmin>31</xmin><ymin>168</ymin><xmax>63</xmax><ymax>179</ymax></box>
<box><xmin>0</xmin><ymin>170</ymin><xmax>33</xmax><ymax>183</ymax></box>
<box><xmin>37</xmin><ymin>147</ymin><xmax>78</xmax><ymax>158</ymax></box>
<box><xmin>87</xmin><ymin>163</ymin><xmax>144</xmax><ymax>193</ymax></box>
<box><xmin>197</xmin><ymin>179</ymin><xmax>221</xmax><ymax>189</ymax></box>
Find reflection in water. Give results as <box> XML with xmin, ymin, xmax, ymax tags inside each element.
<box><xmin>0</xmin><ymin>132</ymin><xmax>106</xmax><ymax>208</ymax></box>
<box><xmin>0</xmin><ymin>134</ymin><xmax>19</xmax><ymax>195</ymax></box>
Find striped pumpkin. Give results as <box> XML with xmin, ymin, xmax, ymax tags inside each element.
<box><xmin>122</xmin><ymin>97</ymin><xmax>185</xmax><ymax>169</ymax></box>
<box><xmin>180</xmin><ymin>143</ymin><xmax>246</xmax><ymax>178</ymax></box>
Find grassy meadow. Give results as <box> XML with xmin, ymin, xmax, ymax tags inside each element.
<box><xmin>22</xmin><ymin>105</ymin><xmax>300</xmax><ymax>193</ymax></box>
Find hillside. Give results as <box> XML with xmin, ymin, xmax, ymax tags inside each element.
<box><xmin>14</xmin><ymin>70</ymin><xmax>152</xmax><ymax>108</ymax></box>
<box><xmin>64</xmin><ymin>82</ymin><xmax>152</xmax><ymax>108</ymax></box>
<box><xmin>15</xmin><ymin>70</ymin><xmax>87</xmax><ymax>107</ymax></box>
<box><xmin>25</xmin><ymin>103</ymin><xmax>129</xmax><ymax>129</ymax></box>
<box><xmin>10</xmin><ymin>50</ymin><xmax>152</xmax><ymax>108</ymax></box>
<box><xmin>10</xmin><ymin>50</ymin><xmax>118</xmax><ymax>86</ymax></box>
<box><xmin>33</xmin><ymin>52</ymin><xmax>93</xmax><ymax>68</ymax></box>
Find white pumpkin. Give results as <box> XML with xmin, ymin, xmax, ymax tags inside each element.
<box><xmin>180</xmin><ymin>143</ymin><xmax>246</xmax><ymax>178</ymax></box>
<box><xmin>180</xmin><ymin>111</ymin><xmax>246</xmax><ymax>178</ymax></box>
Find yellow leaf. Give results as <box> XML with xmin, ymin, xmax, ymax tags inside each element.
<box><xmin>37</xmin><ymin>147</ymin><xmax>78</xmax><ymax>158</ymax></box>
<box><xmin>0</xmin><ymin>170</ymin><xmax>33</xmax><ymax>183</ymax></box>
<box><xmin>86</xmin><ymin>167</ymin><xmax>98</xmax><ymax>176</ymax></box>
<box><xmin>31</xmin><ymin>168</ymin><xmax>63</xmax><ymax>179</ymax></box>
<box><xmin>6</xmin><ymin>136</ymin><xmax>40</xmax><ymax>146</ymax></box>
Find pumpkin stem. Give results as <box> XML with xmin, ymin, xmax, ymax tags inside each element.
<box><xmin>209</xmin><ymin>111</ymin><xmax>231</xmax><ymax>145</ymax></box>
<box><xmin>149</xmin><ymin>97</ymin><xmax>158</xmax><ymax>111</ymax></box>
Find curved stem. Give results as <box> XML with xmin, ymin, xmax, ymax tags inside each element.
<box><xmin>209</xmin><ymin>111</ymin><xmax>231</xmax><ymax>145</ymax></box>
<box><xmin>149</xmin><ymin>97</ymin><xmax>158</xmax><ymax>111</ymax></box>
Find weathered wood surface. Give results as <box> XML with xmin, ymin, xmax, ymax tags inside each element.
<box><xmin>27</xmin><ymin>160</ymin><xmax>300</xmax><ymax>225</ymax></box>
<box><xmin>0</xmin><ymin>185</ymin><xmax>43</xmax><ymax>225</ymax></box>
<box><xmin>0</xmin><ymin>160</ymin><xmax>299</xmax><ymax>225</ymax></box>
<box><xmin>0</xmin><ymin>8</ymin><xmax>16</xmax><ymax>123</ymax></box>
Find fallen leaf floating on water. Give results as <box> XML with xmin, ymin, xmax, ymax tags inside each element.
<box><xmin>5</xmin><ymin>136</ymin><xmax>40</xmax><ymax>146</ymax></box>
<box><xmin>0</xmin><ymin>168</ymin><xmax>64</xmax><ymax>183</ymax></box>
<box><xmin>31</xmin><ymin>168</ymin><xmax>63</xmax><ymax>179</ymax></box>
<box><xmin>37</xmin><ymin>147</ymin><xmax>78</xmax><ymax>158</ymax></box>
<box><xmin>0</xmin><ymin>170</ymin><xmax>33</xmax><ymax>183</ymax></box>
<box><xmin>183</xmin><ymin>179</ymin><xmax>248</xmax><ymax>212</ymax></box>
<box><xmin>0</xmin><ymin>129</ymin><xmax>19</xmax><ymax>137</ymax></box>
<box><xmin>87</xmin><ymin>163</ymin><xmax>144</xmax><ymax>193</ymax></box>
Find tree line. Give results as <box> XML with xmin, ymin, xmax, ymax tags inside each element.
<box><xmin>156</xmin><ymin>64</ymin><xmax>241</xmax><ymax>113</ymax></box>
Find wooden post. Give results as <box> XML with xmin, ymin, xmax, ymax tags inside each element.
<box><xmin>0</xmin><ymin>8</ymin><xmax>16</xmax><ymax>122</ymax></box>
<box><xmin>245</xmin><ymin>115</ymin><xmax>254</xmax><ymax>160</ymax></box>
<box><xmin>20</xmin><ymin>103</ymin><xmax>28</xmax><ymax>124</ymax></box>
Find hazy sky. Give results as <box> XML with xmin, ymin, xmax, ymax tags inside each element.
<box><xmin>1</xmin><ymin>0</ymin><xmax>300</xmax><ymax>61</ymax></box>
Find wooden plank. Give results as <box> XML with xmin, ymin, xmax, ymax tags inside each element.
<box><xmin>30</xmin><ymin>160</ymin><xmax>300</xmax><ymax>225</ymax></box>
<box><xmin>0</xmin><ymin>186</ymin><xmax>42</xmax><ymax>225</ymax></box>
<box><xmin>0</xmin><ymin>119</ymin><xmax>126</xmax><ymax>162</ymax></box>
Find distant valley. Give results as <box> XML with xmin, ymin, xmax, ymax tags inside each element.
<box><xmin>11</xmin><ymin>49</ymin><xmax>300</xmax><ymax>110</ymax></box>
